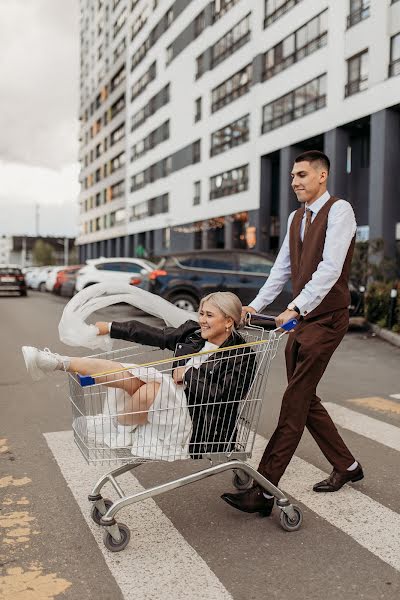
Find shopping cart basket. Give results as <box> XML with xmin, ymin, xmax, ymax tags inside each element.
<box><xmin>68</xmin><ymin>314</ymin><xmax>303</xmax><ymax>552</ymax></box>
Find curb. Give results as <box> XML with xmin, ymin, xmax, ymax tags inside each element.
<box><xmin>370</xmin><ymin>324</ymin><xmax>400</xmax><ymax>348</ymax></box>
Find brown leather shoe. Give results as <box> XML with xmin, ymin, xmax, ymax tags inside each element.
<box><xmin>221</xmin><ymin>485</ymin><xmax>274</xmax><ymax>516</ymax></box>
<box><xmin>313</xmin><ymin>463</ymin><xmax>364</xmax><ymax>492</ymax></box>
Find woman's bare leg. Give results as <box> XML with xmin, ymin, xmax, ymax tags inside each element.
<box><xmin>117</xmin><ymin>382</ymin><xmax>161</xmax><ymax>426</ymax></box>
<box><xmin>68</xmin><ymin>357</ymin><xmax>144</xmax><ymax>396</ymax></box>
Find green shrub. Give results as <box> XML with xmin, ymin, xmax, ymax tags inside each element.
<box><xmin>365</xmin><ymin>282</ymin><xmax>393</xmax><ymax>327</ymax></box>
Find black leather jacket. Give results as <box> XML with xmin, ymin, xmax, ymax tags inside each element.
<box><xmin>110</xmin><ymin>319</ymin><xmax>257</xmax><ymax>456</ymax></box>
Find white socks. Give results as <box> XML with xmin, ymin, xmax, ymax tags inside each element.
<box><xmin>347</xmin><ymin>461</ymin><xmax>358</xmax><ymax>472</ymax></box>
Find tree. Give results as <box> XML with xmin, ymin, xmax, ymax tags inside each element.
<box><xmin>32</xmin><ymin>240</ymin><xmax>55</xmax><ymax>266</ymax></box>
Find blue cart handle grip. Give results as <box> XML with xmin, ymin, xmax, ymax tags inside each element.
<box><xmin>246</xmin><ymin>312</ymin><xmax>298</xmax><ymax>331</ymax></box>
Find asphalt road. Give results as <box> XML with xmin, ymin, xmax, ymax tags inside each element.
<box><xmin>1</xmin><ymin>291</ymin><xmax>399</xmax><ymax>600</ymax></box>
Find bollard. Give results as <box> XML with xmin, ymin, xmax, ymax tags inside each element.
<box><xmin>388</xmin><ymin>288</ymin><xmax>398</xmax><ymax>330</ymax></box>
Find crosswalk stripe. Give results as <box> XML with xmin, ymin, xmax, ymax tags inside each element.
<box><xmin>45</xmin><ymin>422</ymin><xmax>400</xmax><ymax>598</ymax></box>
<box><xmin>248</xmin><ymin>434</ymin><xmax>400</xmax><ymax>573</ymax></box>
<box><xmin>324</xmin><ymin>402</ymin><xmax>400</xmax><ymax>452</ymax></box>
<box><xmin>44</xmin><ymin>431</ymin><xmax>233</xmax><ymax>600</ymax></box>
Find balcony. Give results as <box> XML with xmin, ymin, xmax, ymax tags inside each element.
<box><xmin>346</xmin><ymin>4</ymin><xmax>370</xmax><ymax>29</ymax></box>
<box><xmin>389</xmin><ymin>59</ymin><xmax>400</xmax><ymax>78</ymax></box>
<box><xmin>345</xmin><ymin>78</ymin><xmax>368</xmax><ymax>97</ymax></box>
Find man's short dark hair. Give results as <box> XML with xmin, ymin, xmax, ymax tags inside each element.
<box><xmin>294</xmin><ymin>150</ymin><xmax>330</xmax><ymax>173</ymax></box>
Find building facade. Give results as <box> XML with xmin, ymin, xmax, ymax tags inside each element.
<box><xmin>77</xmin><ymin>0</ymin><xmax>400</xmax><ymax>261</ymax></box>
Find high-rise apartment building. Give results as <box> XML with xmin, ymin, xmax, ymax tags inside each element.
<box><xmin>77</xmin><ymin>0</ymin><xmax>400</xmax><ymax>261</ymax></box>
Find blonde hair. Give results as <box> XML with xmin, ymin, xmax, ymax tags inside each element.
<box><xmin>199</xmin><ymin>292</ymin><xmax>242</xmax><ymax>329</ymax></box>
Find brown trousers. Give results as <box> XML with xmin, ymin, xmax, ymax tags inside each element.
<box><xmin>258</xmin><ymin>308</ymin><xmax>355</xmax><ymax>486</ymax></box>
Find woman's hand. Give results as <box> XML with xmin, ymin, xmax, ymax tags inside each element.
<box><xmin>172</xmin><ymin>366</ymin><xmax>186</xmax><ymax>384</ymax></box>
<box><xmin>95</xmin><ymin>321</ymin><xmax>109</xmax><ymax>335</ymax></box>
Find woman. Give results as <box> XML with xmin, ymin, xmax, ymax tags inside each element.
<box><xmin>22</xmin><ymin>292</ymin><xmax>256</xmax><ymax>456</ymax></box>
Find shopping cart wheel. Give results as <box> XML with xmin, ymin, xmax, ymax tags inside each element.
<box><xmin>90</xmin><ymin>498</ymin><xmax>113</xmax><ymax>526</ymax></box>
<box><xmin>103</xmin><ymin>523</ymin><xmax>131</xmax><ymax>552</ymax></box>
<box><xmin>232</xmin><ymin>470</ymin><xmax>253</xmax><ymax>490</ymax></box>
<box><xmin>279</xmin><ymin>505</ymin><xmax>303</xmax><ymax>532</ymax></box>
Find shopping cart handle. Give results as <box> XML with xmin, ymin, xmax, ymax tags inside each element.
<box><xmin>77</xmin><ymin>374</ymin><xmax>96</xmax><ymax>387</ymax></box>
<box><xmin>246</xmin><ymin>312</ymin><xmax>298</xmax><ymax>331</ymax></box>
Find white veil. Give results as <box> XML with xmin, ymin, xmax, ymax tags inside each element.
<box><xmin>58</xmin><ymin>283</ymin><xmax>198</xmax><ymax>350</ymax></box>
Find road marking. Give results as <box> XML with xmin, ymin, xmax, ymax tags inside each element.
<box><xmin>389</xmin><ymin>393</ymin><xmax>400</xmax><ymax>400</ymax></box>
<box><xmin>345</xmin><ymin>396</ymin><xmax>400</xmax><ymax>416</ymax></box>
<box><xmin>248</xmin><ymin>434</ymin><xmax>400</xmax><ymax>573</ymax></box>
<box><xmin>46</xmin><ymin>428</ymin><xmax>400</xmax><ymax>592</ymax></box>
<box><xmin>324</xmin><ymin>402</ymin><xmax>400</xmax><ymax>452</ymax></box>
<box><xmin>45</xmin><ymin>431</ymin><xmax>233</xmax><ymax>600</ymax></box>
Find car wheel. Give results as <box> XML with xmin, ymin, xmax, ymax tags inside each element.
<box><xmin>170</xmin><ymin>293</ymin><xmax>199</xmax><ymax>312</ymax></box>
<box><xmin>38</xmin><ymin>282</ymin><xmax>46</xmax><ymax>292</ymax></box>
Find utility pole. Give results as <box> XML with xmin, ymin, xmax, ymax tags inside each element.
<box><xmin>64</xmin><ymin>237</ymin><xmax>69</xmax><ymax>266</ymax></box>
<box><xmin>35</xmin><ymin>203</ymin><xmax>40</xmax><ymax>237</ymax></box>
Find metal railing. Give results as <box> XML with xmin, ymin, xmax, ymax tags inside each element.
<box><xmin>346</xmin><ymin>4</ymin><xmax>370</xmax><ymax>29</ymax></box>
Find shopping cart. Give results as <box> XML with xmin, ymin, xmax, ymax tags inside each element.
<box><xmin>68</xmin><ymin>314</ymin><xmax>303</xmax><ymax>552</ymax></box>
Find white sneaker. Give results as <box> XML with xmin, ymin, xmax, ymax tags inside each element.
<box><xmin>22</xmin><ymin>346</ymin><xmax>67</xmax><ymax>381</ymax></box>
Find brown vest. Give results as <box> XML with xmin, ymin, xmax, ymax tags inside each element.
<box><xmin>289</xmin><ymin>196</ymin><xmax>355</xmax><ymax>320</ymax></box>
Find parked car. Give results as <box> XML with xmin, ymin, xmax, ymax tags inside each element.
<box><xmin>145</xmin><ymin>250</ymin><xmax>291</xmax><ymax>314</ymax></box>
<box><xmin>59</xmin><ymin>268</ymin><xmax>81</xmax><ymax>297</ymax></box>
<box><xmin>45</xmin><ymin>267</ymin><xmax>66</xmax><ymax>292</ymax></box>
<box><xmin>145</xmin><ymin>250</ymin><xmax>363</xmax><ymax>317</ymax></box>
<box><xmin>25</xmin><ymin>267</ymin><xmax>42</xmax><ymax>288</ymax></box>
<box><xmin>29</xmin><ymin>266</ymin><xmax>54</xmax><ymax>291</ymax></box>
<box><xmin>0</xmin><ymin>264</ymin><xmax>27</xmax><ymax>296</ymax></box>
<box><xmin>75</xmin><ymin>257</ymin><xmax>159</xmax><ymax>292</ymax></box>
<box><xmin>53</xmin><ymin>265</ymin><xmax>82</xmax><ymax>296</ymax></box>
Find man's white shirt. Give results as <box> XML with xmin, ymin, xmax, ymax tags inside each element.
<box><xmin>249</xmin><ymin>191</ymin><xmax>357</xmax><ymax>316</ymax></box>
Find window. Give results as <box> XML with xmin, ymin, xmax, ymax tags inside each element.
<box><xmin>389</xmin><ymin>32</ymin><xmax>400</xmax><ymax>77</ymax></box>
<box><xmin>131</xmin><ymin>8</ymin><xmax>148</xmax><ymax>41</ymax></box>
<box><xmin>264</xmin><ymin>0</ymin><xmax>302</xmax><ymax>28</ymax></box>
<box><xmin>211</xmin><ymin>114</ymin><xmax>249</xmax><ymax>156</ymax></box>
<box><xmin>347</xmin><ymin>1</ymin><xmax>370</xmax><ymax>29</ymax></box>
<box><xmin>110</xmin><ymin>65</ymin><xmax>125</xmax><ymax>91</ymax></box>
<box><xmin>195</xmin><ymin>97</ymin><xmax>202</xmax><ymax>122</ymax></box>
<box><xmin>113</xmin><ymin>37</ymin><xmax>126</xmax><ymax>62</ymax></box>
<box><xmin>211</xmin><ymin>14</ymin><xmax>251</xmax><ymax>69</ymax></box>
<box><xmin>263</xmin><ymin>10</ymin><xmax>328</xmax><ymax>80</ymax></box>
<box><xmin>194</xmin><ymin>10</ymin><xmax>206</xmax><ymax>37</ymax></box>
<box><xmin>110</xmin><ymin>124</ymin><xmax>125</xmax><ymax>145</ymax></box>
<box><xmin>212</xmin><ymin>0</ymin><xmax>241</xmax><ymax>23</ymax></box>
<box><xmin>211</xmin><ymin>63</ymin><xmax>252</xmax><ymax>112</ymax></box>
<box><xmin>192</xmin><ymin>140</ymin><xmax>201</xmax><ymax>164</ymax></box>
<box><xmin>131</xmin><ymin>84</ymin><xmax>169</xmax><ymax>132</ymax></box>
<box><xmin>130</xmin><ymin>194</ymin><xmax>169</xmax><ymax>220</ymax></box>
<box><xmin>113</xmin><ymin>7</ymin><xmax>126</xmax><ymax>38</ymax></box>
<box><xmin>120</xmin><ymin>263</ymin><xmax>142</xmax><ymax>273</ymax></box>
<box><xmin>262</xmin><ymin>73</ymin><xmax>326</xmax><ymax>133</ymax></box>
<box><xmin>111</xmin><ymin>94</ymin><xmax>125</xmax><ymax>118</ymax></box>
<box><xmin>210</xmin><ymin>165</ymin><xmax>249</xmax><ymax>200</ymax></box>
<box><xmin>192</xmin><ymin>255</ymin><xmax>236</xmax><ymax>270</ymax></box>
<box><xmin>111</xmin><ymin>180</ymin><xmax>125</xmax><ymax>199</ymax></box>
<box><xmin>193</xmin><ymin>181</ymin><xmax>201</xmax><ymax>205</ymax></box>
<box><xmin>130</xmin><ymin>120</ymin><xmax>170</xmax><ymax>162</ymax></box>
<box><xmin>131</xmin><ymin>62</ymin><xmax>156</xmax><ymax>101</ymax></box>
<box><xmin>345</xmin><ymin>50</ymin><xmax>368</xmax><ymax>97</ymax></box>
<box><xmin>110</xmin><ymin>151</ymin><xmax>125</xmax><ymax>172</ymax></box>
<box><xmin>238</xmin><ymin>254</ymin><xmax>273</xmax><ymax>274</ymax></box>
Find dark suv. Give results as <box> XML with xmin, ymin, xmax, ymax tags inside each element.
<box><xmin>146</xmin><ymin>250</ymin><xmax>292</xmax><ymax>313</ymax></box>
<box><xmin>0</xmin><ymin>265</ymin><xmax>27</xmax><ymax>296</ymax></box>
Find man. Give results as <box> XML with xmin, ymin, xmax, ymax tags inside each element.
<box><xmin>222</xmin><ymin>150</ymin><xmax>363</xmax><ymax>516</ymax></box>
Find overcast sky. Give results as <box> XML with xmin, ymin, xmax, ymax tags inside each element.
<box><xmin>0</xmin><ymin>0</ymin><xmax>80</xmax><ymax>237</ymax></box>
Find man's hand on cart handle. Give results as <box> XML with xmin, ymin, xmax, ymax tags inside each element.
<box><xmin>275</xmin><ymin>309</ymin><xmax>299</xmax><ymax>331</ymax></box>
<box><xmin>95</xmin><ymin>321</ymin><xmax>109</xmax><ymax>336</ymax></box>
<box><xmin>241</xmin><ymin>306</ymin><xmax>256</xmax><ymax>324</ymax></box>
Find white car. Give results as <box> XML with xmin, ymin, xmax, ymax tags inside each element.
<box><xmin>45</xmin><ymin>267</ymin><xmax>65</xmax><ymax>292</ymax></box>
<box><xmin>75</xmin><ymin>257</ymin><xmax>158</xmax><ymax>292</ymax></box>
<box><xmin>29</xmin><ymin>266</ymin><xmax>54</xmax><ymax>291</ymax></box>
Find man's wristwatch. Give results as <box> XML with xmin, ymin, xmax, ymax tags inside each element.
<box><xmin>287</xmin><ymin>302</ymin><xmax>301</xmax><ymax>315</ymax></box>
